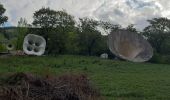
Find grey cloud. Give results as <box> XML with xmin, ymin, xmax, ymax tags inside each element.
<box><xmin>113</xmin><ymin>9</ymin><xmax>125</xmax><ymax>17</ymax></box>
<box><xmin>126</xmin><ymin>0</ymin><xmax>157</xmax><ymax>9</ymax></box>
<box><xmin>1</xmin><ymin>0</ymin><xmax>170</xmax><ymax>30</ymax></box>
<box><xmin>92</xmin><ymin>0</ymin><xmax>163</xmax><ymax>29</ymax></box>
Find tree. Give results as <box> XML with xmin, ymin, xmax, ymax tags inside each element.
<box><xmin>64</xmin><ymin>31</ymin><xmax>79</xmax><ymax>54</ymax></box>
<box><xmin>16</xmin><ymin>18</ymin><xmax>28</xmax><ymax>50</ymax></box>
<box><xmin>126</xmin><ymin>24</ymin><xmax>137</xmax><ymax>32</ymax></box>
<box><xmin>33</xmin><ymin>7</ymin><xmax>57</xmax><ymax>28</ymax></box>
<box><xmin>0</xmin><ymin>3</ymin><xmax>8</xmax><ymax>44</ymax></box>
<box><xmin>32</xmin><ymin>7</ymin><xmax>76</xmax><ymax>54</ymax></box>
<box><xmin>32</xmin><ymin>7</ymin><xmax>58</xmax><ymax>41</ymax></box>
<box><xmin>33</xmin><ymin>8</ymin><xmax>75</xmax><ymax>30</ymax></box>
<box><xmin>47</xmin><ymin>10</ymin><xmax>76</xmax><ymax>54</ymax></box>
<box><xmin>77</xmin><ymin>18</ymin><xmax>104</xmax><ymax>55</ymax></box>
<box><xmin>55</xmin><ymin>10</ymin><xmax>75</xmax><ymax>31</ymax></box>
<box><xmin>143</xmin><ymin>17</ymin><xmax>170</xmax><ymax>54</ymax></box>
<box><xmin>0</xmin><ymin>3</ymin><xmax>8</xmax><ymax>26</ymax></box>
<box><xmin>97</xmin><ymin>21</ymin><xmax>121</xmax><ymax>35</ymax></box>
<box><xmin>100</xmin><ymin>21</ymin><xmax>121</xmax><ymax>31</ymax></box>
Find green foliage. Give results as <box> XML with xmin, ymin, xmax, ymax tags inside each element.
<box><xmin>47</xmin><ymin>28</ymin><xmax>66</xmax><ymax>54</ymax></box>
<box><xmin>1</xmin><ymin>27</ymin><xmax>18</xmax><ymax>40</ymax></box>
<box><xmin>65</xmin><ymin>31</ymin><xmax>79</xmax><ymax>54</ymax></box>
<box><xmin>0</xmin><ymin>32</ymin><xmax>7</xmax><ymax>52</ymax></box>
<box><xmin>150</xmin><ymin>52</ymin><xmax>170</xmax><ymax>64</ymax></box>
<box><xmin>77</xmin><ymin>18</ymin><xmax>105</xmax><ymax>55</ymax></box>
<box><xmin>55</xmin><ymin>10</ymin><xmax>75</xmax><ymax>31</ymax></box>
<box><xmin>33</xmin><ymin>7</ymin><xmax>57</xmax><ymax>28</ymax></box>
<box><xmin>32</xmin><ymin>7</ymin><xmax>58</xmax><ymax>41</ymax></box>
<box><xmin>32</xmin><ymin>8</ymin><xmax>76</xmax><ymax>55</ymax></box>
<box><xmin>16</xmin><ymin>18</ymin><xmax>28</xmax><ymax>50</ymax></box>
<box><xmin>143</xmin><ymin>17</ymin><xmax>170</xmax><ymax>54</ymax></box>
<box><xmin>32</xmin><ymin>7</ymin><xmax>75</xmax><ymax>37</ymax></box>
<box><xmin>0</xmin><ymin>44</ymin><xmax>6</xmax><ymax>52</ymax></box>
<box><xmin>149</xmin><ymin>52</ymin><xmax>162</xmax><ymax>63</ymax></box>
<box><xmin>0</xmin><ymin>33</ymin><xmax>6</xmax><ymax>41</ymax></box>
<box><xmin>0</xmin><ymin>3</ymin><xmax>8</xmax><ymax>26</ymax></box>
<box><xmin>99</xmin><ymin>21</ymin><xmax>122</xmax><ymax>31</ymax></box>
<box><xmin>126</xmin><ymin>24</ymin><xmax>137</xmax><ymax>32</ymax></box>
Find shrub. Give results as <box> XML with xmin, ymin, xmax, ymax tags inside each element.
<box><xmin>0</xmin><ymin>44</ymin><xmax>6</xmax><ymax>52</ymax></box>
<box><xmin>0</xmin><ymin>72</ymin><xmax>103</xmax><ymax>100</ymax></box>
<box><xmin>150</xmin><ymin>52</ymin><xmax>170</xmax><ymax>64</ymax></box>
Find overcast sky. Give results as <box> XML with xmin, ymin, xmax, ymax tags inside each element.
<box><xmin>1</xmin><ymin>0</ymin><xmax>170</xmax><ymax>30</ymax></box>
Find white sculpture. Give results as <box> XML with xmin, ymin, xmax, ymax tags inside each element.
<box><xmin>23</xmin><ymin>34</ymin><xmax>46</xmax><ymax>56</ymax></box>
<box><xmin>100</xmin><ymin>53</ymin><xmax>108</xmax><ymax>59</ymax></box>
<box><xmin>108</xmin><ymin>30</ymin><xmax>153</xmax><ymax>62</ymax></box>
<box><xmin>6</xmin><ymin>43</ymin><xmax>15</xmax><ymax>51</ymax></box>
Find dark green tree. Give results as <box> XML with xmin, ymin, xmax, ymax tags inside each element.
<box><xmin>143</xmin><ymin>17</ymin><xmax>170</xmax><ymax>54</ymax></box>
<box><xmin>55</xmin><ymin>10</ymin><xmax>75</xmax><ymax>31</ymax></box>
<box><xmin>32</xmin><ymin>8</ymin><xmax>75</xmax><ymax>30</ymax></box>
<box><xmin>0</xmin><ymin>3</ymin><xmax>8</xmax><ymax>43</ymax></box>
<box><xmin>33</xmin><ymin>7</ymin><xmax>57</xmax><ymax>28</ymax></box>
<box><xmin>16</xmin><ymin>18</ymin><xmax>28</xmax><ymax>50</ymax></box>
<box><xmin>99</xmin><ymin>21</ymin><xmax>121</xmax><ymax>33</ymax></box>
<box><xmin>32</xmin><ymin>7</ymin><xmax>57</xmax><ymax>41</ymax></box>
<box><xmin>64</xmin><ymin>31</ymin><xmax>79</xmax><ymax>54</ymax></box>
<box><xmin>126</xmin><ymin>24</ymin><xmax>137</xmax><ymax>32</ymax></box>
<box><xmin>0</xmin><ymin>3</ymin><xmax>8</xmax><ymax>26</ymax></box>
<box><xmin>77</xmin><ymin>18</ymin><xmax>104</xmax><ymax>55</ymax></box>
<box><xmin>32</xmin><ymin>7</ymin><xmax>76</xmax><ymax>54</ymax></box>
<box><xmin>48</xmin><ymin>10</ymin><xmax>76</xmax><ymax>54</ymax></box>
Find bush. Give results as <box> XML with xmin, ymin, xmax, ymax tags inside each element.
<box><xmin>0</xmin><ymin>72</ymin><xmax>103</xmax><ymax>100</ymax></box>
<box><xmin>0</xmin><ymin>44</ymin><xmax>7</xmax><ymax>52</ymax></box>
<box><xmin>150</xmin><ymin>52</ymin><xmax>170</xmax><ymax>64</ymax></box>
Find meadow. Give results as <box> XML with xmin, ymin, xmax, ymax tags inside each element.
<box><xmin>0</xmin><ymin>55</ymin><xmax>170</xmax><ymax>100</ymax></box>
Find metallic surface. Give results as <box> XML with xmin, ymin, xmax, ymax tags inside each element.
<box><xmin>108</xmin><ymin>30</ymin><xmax>153</xmax><ymax>62</ymax></box>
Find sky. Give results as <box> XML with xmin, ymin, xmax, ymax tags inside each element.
<box><xmin>1</xmin><ymin>0</ymin><xmax>170</xmax><ymax>30</ymax></box>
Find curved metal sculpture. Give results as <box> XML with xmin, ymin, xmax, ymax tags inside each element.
<box><xmin>23</xmin><ymin>34</ymin><xmax>46</xmax><ymax>56</ymax></box>
<box><xmin>108</xmin><ymin>30</ymin><xmax>153</xmax><ymax>62</ymax></box>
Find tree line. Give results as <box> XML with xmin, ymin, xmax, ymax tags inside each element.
<box><xmin>0</xmin><ymin>3</ymin><xmax>170</xmax><ymax>62</ymax></box>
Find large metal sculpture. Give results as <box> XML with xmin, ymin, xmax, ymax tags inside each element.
<box><xmin>108</xmin><ymin>30</ymin><xmax>153</xmax><ymax>62</ymax></box>
<box><xmin>23</xmin><ymin>34</ymin><xmax>46</xmax><ymax>56</ymax></box>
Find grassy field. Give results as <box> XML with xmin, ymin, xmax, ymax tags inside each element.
<box><xmin>0</xmin><ymin>55</ymin><xmax>170</xmax><ymax>100</ymax></box>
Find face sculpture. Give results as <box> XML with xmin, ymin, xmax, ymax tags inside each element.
<box><xmin>108</xmin><ymin>30</ymin><xmax>153</xmax><ymax>62</ymax></box>
<box><xmin>23</xmin><ymin>34</ymin><xmax>46</xmax><ymax>56</ymax></box>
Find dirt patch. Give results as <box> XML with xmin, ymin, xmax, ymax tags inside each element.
<box><xmin>0</xmin><ymin>73</ymin><xmax>103</xmax><ymax>100</ymax></box>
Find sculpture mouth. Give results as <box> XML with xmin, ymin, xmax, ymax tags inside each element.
<box><xmin>34</xmin><ymin>48</ymin><xmax>39</xmax><ymax>52</ymax></box>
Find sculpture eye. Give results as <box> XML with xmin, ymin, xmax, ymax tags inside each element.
<box><xmin>28</xmin><ymin>40</ymin><xmax>34</xmax><ymax>45</ymax></box>
<box><xmin>27</xmin><ymin>46</ymin><xmax>33</xmax><ymax>51</ymax></box>
<box><xmin>8</xmin><ymin>44</ymin><xmax>12</xmax><ymax>48</ymax></box>
<box><xmin>6</xmin><ymin>43</ymin><xmax>15</xmax><ymax>51</ymax></box>
<box><xmin>35</xmin><ymin>42</ymin><xmax>41</xmax><ymax>46</ymax></box>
